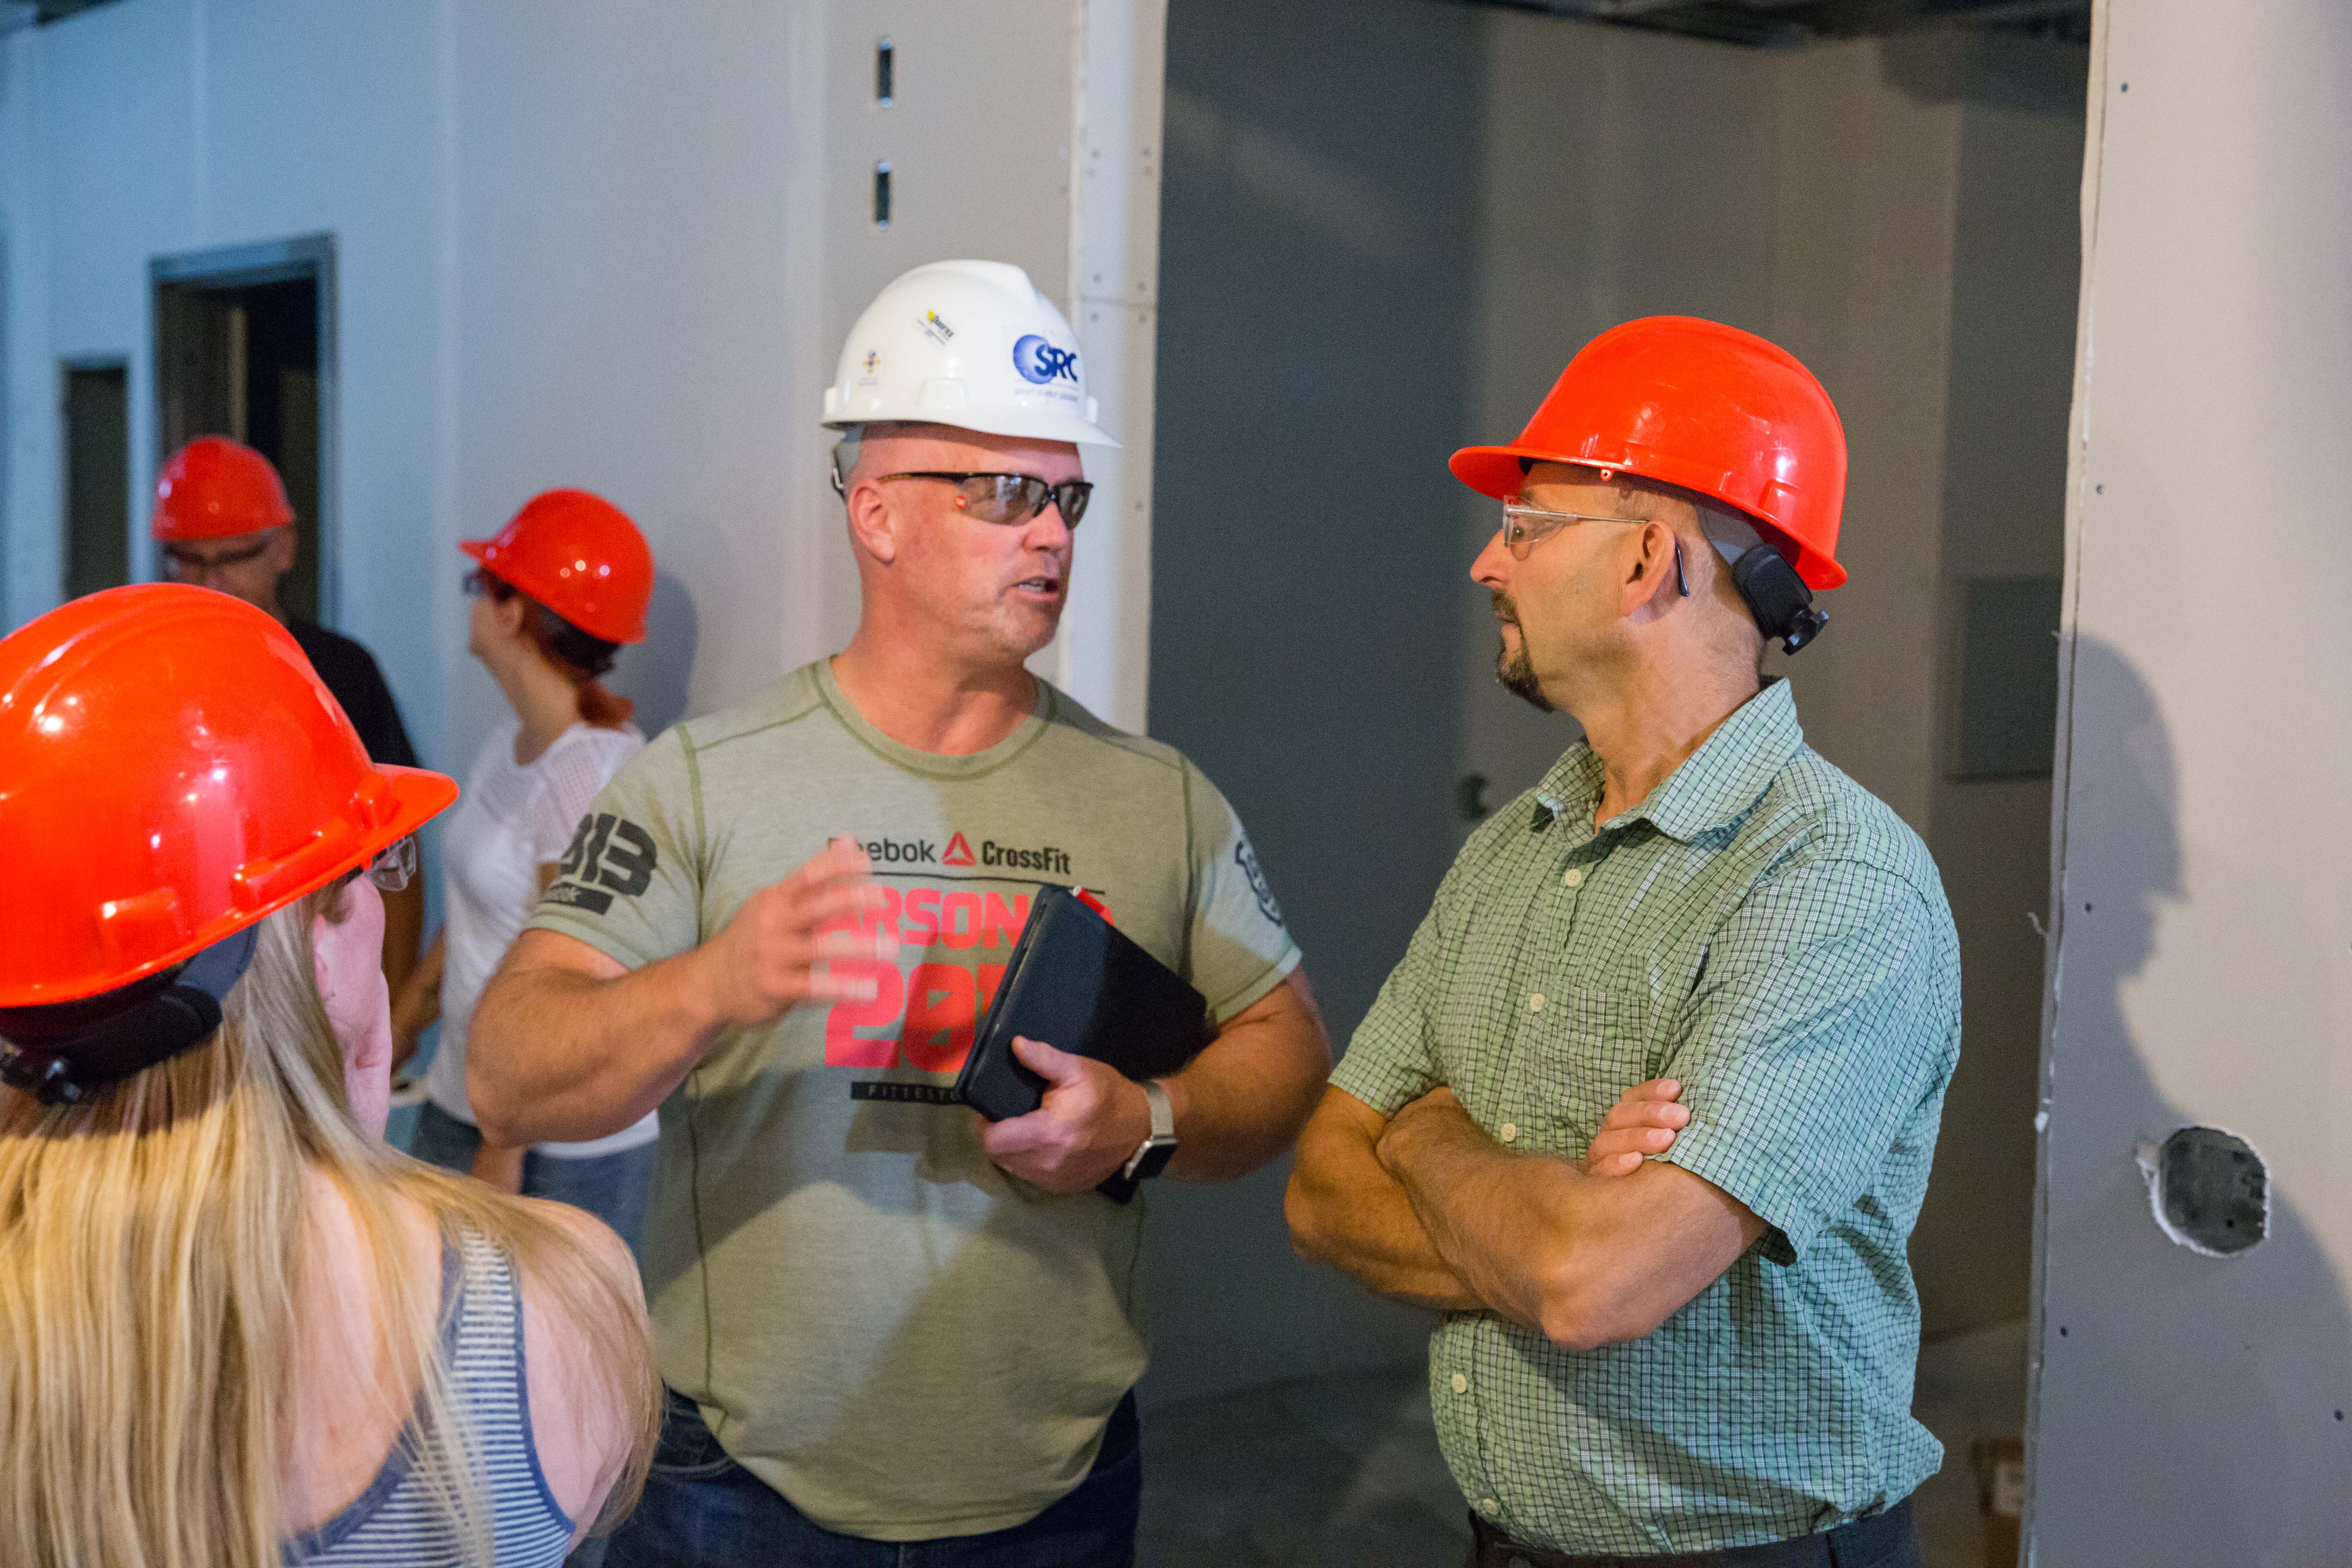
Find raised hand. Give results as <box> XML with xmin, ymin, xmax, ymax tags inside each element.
<box><xmin>696</xmin><ymin>838</ymin><xmax>897</xmax><ymax>1028</ymax></box>
<box><xmin>1581</xmin><ymin>1078</ymin><xmax>1690</xmax><ymax>1177</ymax></box>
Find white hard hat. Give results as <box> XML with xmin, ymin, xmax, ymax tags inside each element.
<box><xmin>821</xmin><ymin>259</ymin><xmax>1119</xmax><ymax>448</ymax></box>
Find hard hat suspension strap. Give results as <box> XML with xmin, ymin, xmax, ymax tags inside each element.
<box><xmin>0</xmin><ymin>925</ymin><xmax>260</xmax><ymax>1105</ymax></box>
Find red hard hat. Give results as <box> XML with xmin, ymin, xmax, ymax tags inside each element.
<box><xmin>1451</xmin><ymin>317</ymin><xmax>1848</xmax><ymax>590</ymax></box>
<box><xmin>152</xmin><ymin>436</ymin><xmax>296</xmax><ymax>541</ymax></box>
<box><xmin>0</xmin><ymin>585</ymin><xmax>457</xmax><ymax>1008</ymax></box>
<box><xmin>461</xmin><ymin>489</ymin><xmax>653</xmax><ymax>645</ymax></box>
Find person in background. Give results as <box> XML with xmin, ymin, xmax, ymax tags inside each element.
<box><xmin>0</xmin><ymin>583</ymin><xmax>659</xmax><ymax>1568</ymax></box>
<box><xmin>153</xmin><ymin>435</ymin><xmax>427</xmax><ymax>1008</ymax></box>
<box><xmin>1287</xmin><ymin>317</ymin><xmax>1958</xmax><ymax>1568</ymax></box>
<box><xmin>467</xmin><ymin>259</ymin><xmax>1332</xmax><ymax>1568</ymax></box>
<box><xmin>391</xmin><ymin>490</ymin><xmax>662</xmax><ymax>1256</ymax></box>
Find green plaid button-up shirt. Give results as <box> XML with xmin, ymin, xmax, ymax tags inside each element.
<box><xmin>1331</xmin><ymin>680</ymin><xmax>1959</xmax><ymax>1554</ymax></box>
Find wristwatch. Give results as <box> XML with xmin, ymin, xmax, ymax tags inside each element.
<box><xmin>1121</xmin><ymin>1080</ymin><xmax>1179</xmax><ymax>1182</ymax></box>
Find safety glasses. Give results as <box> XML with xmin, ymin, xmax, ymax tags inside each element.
<box><xmin>1500</xmin><ymin>499</ymin><xmax>1690</xmax><ymax>595</ymax></box>
<box><xmin>1500</xmin><ymin>499</ymin><xmax>1650</xmax><ymax>559</ymax></box>
<box><xmin>365</xmin><ymin>836</ymin><xmax>418</xmax><ymax>893</ymax></box>
<box><xmin>879</xmin><ymin>472</ymin><xmax>1093</xmax><ymax>528</ymax></box>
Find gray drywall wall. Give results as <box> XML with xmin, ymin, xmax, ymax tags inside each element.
<box><xmin>1148</xmin><ymin>1</ymin><xmax>2086</xmax><ymax>1397</ymax></box>
<box><xmin>1142</xmin><ymin>0</ymin><xmax>1482</xmax><ymax>1402</ymax></box>
<box><xmin>2029</xmin><ymin>0</ymin><xmax>2352</xmax><ymax>1559</ymax></box>
<box><xmin>1920</xmin><ymin>35</ymin><xmax>2085</xmax><ymax>1338</ymax></box>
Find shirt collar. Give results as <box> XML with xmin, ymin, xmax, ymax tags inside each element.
<box><xmin>1530</xmin><ymin>679</ymin><xmax>1805</xmax><ymax>845</ymax></box>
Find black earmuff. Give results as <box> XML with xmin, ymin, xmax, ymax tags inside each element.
<box><xmin>1727</xmin><ymin>545</ymin><xmax>1829</xmax><ymax>655</ymax></box>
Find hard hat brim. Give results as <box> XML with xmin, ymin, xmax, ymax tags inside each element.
<box><xmin>822</xmin><ymin>405</ymin><xmax>1121</xmax><ymax>449</ymax></box>
<box><xmin>1448</xmin><ymin>442</ymin><xmax>1848</xmax><ymax>592</ymax></box>
<box><xmin>0</xmin><ymin>763</ymin><xmax>459</xmax><ymax>1010</ymax></box>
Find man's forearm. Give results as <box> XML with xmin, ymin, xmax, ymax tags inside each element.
<box><xmin>469</xmin><ymin>940</ymin><xmax>724</xmax><ymax>1144</ymax></box>
<box><xmin>1286</xmin><ymin>1088</ymin><xmax>1486</xmax><ymax>1312</ymax></box>
<box><xmin>1381</xmin><ymin>1106</ymin><xmax>1573</xmax><ymax>1332</ymax></box>
<box><xmin>1160</xmin><ymin>972</ymin><xmax>1331</xmax><ymax>1181</ymax></box>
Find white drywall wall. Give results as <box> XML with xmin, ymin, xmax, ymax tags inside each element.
<box><xmin>0</xmin><ymin>0</ymin><xmax>1163</xmax><ymax>766</ymax></box>
<box><xmin>2029</xmin><ymin>0</ymin><xmax>2352</xmax><ymax>1559</ymax></box>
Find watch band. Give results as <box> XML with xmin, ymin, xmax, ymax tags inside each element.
<box><xmin>1122</xmin><ymin>1079</ymin><xmax>1179</xmax><ymax>1182</ymax></box>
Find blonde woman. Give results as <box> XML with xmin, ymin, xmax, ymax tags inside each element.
<box><xmin>0</xmin><ymin>584</ymin><xmax>660</xmax><ymax>1568</ymax></box>
<box><xmin>393</xmin><ymin>490</ymin><xmax>661</xmax><ymax>1252</ymax></box>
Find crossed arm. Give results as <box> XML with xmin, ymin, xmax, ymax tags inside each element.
<box><xmin>1285</xmin><ymin>1079</ymin><xmax>1765</xmax><ymax>1349</ymax></box>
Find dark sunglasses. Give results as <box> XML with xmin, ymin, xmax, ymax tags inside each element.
<box><xmin>163</xmin><ymin>537</ymin><xmax>277</xmax><ymax>572</ymax></box>
<box><xmin>878</xmin><ymin>471</ymin><xmax>1092</xmax><ymax>528</ymax></box>
<box><xmin>462</xmin><ymin>567</ymin><xmax>518</xmax><ymax>601</ymax></box>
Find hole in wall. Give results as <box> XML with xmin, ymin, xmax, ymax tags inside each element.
<box><xmin>2135</xmin><ymin>1126</ymin><xmax>2269</xmax><ymax>1257</ymax></box>
<box><xmin>876</xmin><ymin>38</ymin><xmax>894</xmax><ymax>107</ymax></box>
<box><xmin>874</xmin><ymin>162</ymin><xmax>892</xmax><ymax>228</ymax></box>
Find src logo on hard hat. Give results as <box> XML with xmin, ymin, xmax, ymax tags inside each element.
<box><xmin>1011</xmin><ymin>334</ymin><xmax>1079</xmax><ymax>386</ymax></box>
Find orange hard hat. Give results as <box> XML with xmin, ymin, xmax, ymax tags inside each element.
<box><xmin>152</xmin><ymin>436</ymin><xmax>296</xmax><ymax>541</ymax></box>
<box><xmin>0</xmin><ymin>584</ymin><xmax>457</xmax><ymax>1011</ymax></box>
<box><xmin>1451</xmin><ymin>316</ymin><xmax>1849</xmax><ymax>591</ymax></box>
<box><xmin>460</xmin><ymin>489</ymin><xmax>653</xmax><ymax>645</ymax></box>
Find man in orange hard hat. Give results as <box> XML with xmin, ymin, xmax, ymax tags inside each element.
<box><xmin>152</xmin><ymin>436</ymin><xmax>427</xmax><ymax>1002</ymax></box>
<box><xmin>1288</xmin><ymin>317</ymin><xmax>1960</xmax><ymax>1566</ymax></box>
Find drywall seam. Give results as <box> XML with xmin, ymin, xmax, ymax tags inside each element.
<box><xmin>2022</xmin><ymin>0</ymin><xmax>2111</xmax><ymax>1558</ymax></box>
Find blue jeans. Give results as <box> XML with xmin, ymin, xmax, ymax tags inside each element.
<box><xmin>409</xmin><ymin>1100</ymin><xmax>657</xmax><ymax>1262</ymax></box>
<box><xmin>604</xmin><ymin>1386</ymin><xmax>1141</xmax><ymax>1568</ymax></box>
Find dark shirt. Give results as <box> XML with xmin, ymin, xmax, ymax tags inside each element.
<box><xmin>288</xmin><ymin>620</ymin><xmax>420</xmax><ymax>769</ymax></box>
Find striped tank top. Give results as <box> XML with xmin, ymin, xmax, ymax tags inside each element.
<box><xmin>284</xmin><ymin>1226</ymin><xmax>575</xmax><ymax>1566</ymax></box>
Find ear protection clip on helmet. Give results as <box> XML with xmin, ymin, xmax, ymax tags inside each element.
<box><xmin>1693</xmin><ymin>504</ymin><xmax>1830</xmax><ymax>655</ymax></box>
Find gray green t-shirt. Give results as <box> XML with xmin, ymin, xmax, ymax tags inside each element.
<box><xmin>528</xmin><ymin>660</ymin><xmax>1299</xmax><ymax>1540</ymax></box>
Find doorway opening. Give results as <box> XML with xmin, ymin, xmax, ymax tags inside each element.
<box><xmin>151</xmin><ymin>235</ymin><xmax>335</xmax><ymax>624</ymax></box>
<box><xmin>59</xmin><ymin>357</ymin><xmax>129</xmax><ymax>600</ymax></box>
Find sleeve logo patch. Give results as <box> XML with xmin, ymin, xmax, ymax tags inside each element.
<box><xmin>1236</xmin><ymin>840</ymin><xmax>1284</xmax><ymax>926</ymax></box>
<box><xmin>544</xmin><ymin>811</ymin><xmax>658</xmax><ymax>917</ymax></box>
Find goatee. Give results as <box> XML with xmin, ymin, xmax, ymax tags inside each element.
<box><xmin>1491</xmin><ymin>592</ymin><xmax>1552</xmax><ymax>712</ymax></box>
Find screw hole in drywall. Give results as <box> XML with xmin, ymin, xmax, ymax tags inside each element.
<box><xmin>2135</xmin><ymin>1126</ymin><xmax>2269</xmax><ymax>1257</ymax></box>
<box><xmin>2057</xmin><ymin>1326</ymin><xmax>2068</xmax><ymax>1337</ymax></box>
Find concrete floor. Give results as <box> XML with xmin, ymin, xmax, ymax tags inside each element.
<box><xmin>1137</xmin><ymin>1321</ymin><xmax>2029</xmax><ymax>1568</ymax></box>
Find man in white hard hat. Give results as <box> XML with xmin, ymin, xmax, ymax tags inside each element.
<box><xmin>469</xmin><ymin>259</ymin><xmax>1331</xmax><ymax>1566</ymax></box>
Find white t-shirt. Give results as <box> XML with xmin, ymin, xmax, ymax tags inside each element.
<box><xmin>425</xmin><ymin>717</ymin><xmax>659</xmax><ymax>1158</ymax></box>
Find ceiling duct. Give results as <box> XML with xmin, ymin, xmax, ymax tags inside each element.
<box><xmin>1451</xmin><ymin>0</ymin><xmax>2091</xmax><ymax>48</ymax></box>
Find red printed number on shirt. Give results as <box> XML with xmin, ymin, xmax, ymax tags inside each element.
<box><xmin>819</xmin><ymin>886</ymin><xmax>1030</xmax><ymax>1072</ymax></box>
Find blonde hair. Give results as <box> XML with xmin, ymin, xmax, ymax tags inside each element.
<box><xmin>0</xmin><ymin>889</ymin><xmax>660</xmax><ymax>1568</ymax></box>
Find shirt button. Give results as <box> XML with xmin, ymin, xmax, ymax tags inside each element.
<box><xmin>1480</xmin><ymin>1497</ymin><xmax>1501</xmax><ymax>1515</ymax></box>
<box><xmin>1499</xmin><ymin>1123</ymin><xmax>1518</xmax><ymax>1144</ymax></box>
<box><xmin>1562</xmin><ymin>867</ymin><xmax>1584</xmax><ymax>888</ymax></box>
<box><xmin>1451</xmin><ymin>1372</ymin><xmax>1469</xmax><ymax>1394</ymax></box>
<box><xmin>1528</xmin><ymin>993</ymin><xmax>1545</xmax><ymax>1012</ymax></box>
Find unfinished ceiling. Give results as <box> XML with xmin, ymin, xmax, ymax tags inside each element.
<box><xmin>1457</xmin><ymin>0</ymin><xmax>2091</xmax><ymax>48</ymax></box>
<box><xmin>0</xmin><ymin>0</ymin><xmax>121</xmax><ymax>33</ymax></box>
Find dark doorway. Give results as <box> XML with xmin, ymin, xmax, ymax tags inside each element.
<box><xmin>152</xmin><ymin>236</ymin><xmax>335</xmax><ymax>624</ymax></box>
<box><xmin>60</xmin><ymin>359</ymin><xmax>129</xmax><ymax>600</ymax></box>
